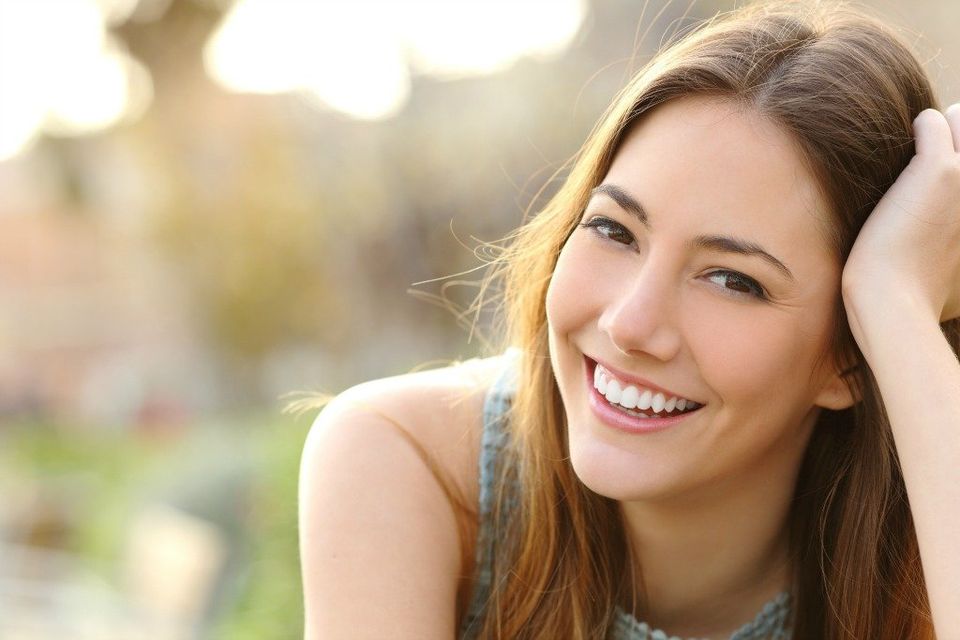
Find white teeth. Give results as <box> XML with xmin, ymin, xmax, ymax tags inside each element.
<box><xmin>619</xmin><ymin>385</ymin><xmax>639</xmax><ymax>409</ymax></box>
<box><xmin>592</xmin><ymin>364</ymin><xmax>701</xmax><ymax>415</ymax></box>
<box><xmin>637</xmin><ymin>389</ymin><xmax>653</xmax><ymax>411</ymax></box>
<box><xmin>605</xmin><ymin>380</ymin><xmax>622</xmax><ymax>404</ymax></box>
<box><xmin>651</xmin><ymin>393</ymin><xmax>665</xmax><ymax>413</ymax></box>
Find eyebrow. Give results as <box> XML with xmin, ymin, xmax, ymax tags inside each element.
<box><xmin>589</xmin><ymin>183</ymin><xmax>796</xmax><ymax>282</ymax></box>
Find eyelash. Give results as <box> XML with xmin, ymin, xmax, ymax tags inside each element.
<box><xmin>577</xmin><ymin>216</ymin><xmax>769</xmax><ymax>301</ymax></box>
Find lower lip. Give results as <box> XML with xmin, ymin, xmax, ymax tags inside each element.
<box><xmin>584</xmin><ymin>358</ymin><xmax>702</xmax><ymax>434</ymax></box>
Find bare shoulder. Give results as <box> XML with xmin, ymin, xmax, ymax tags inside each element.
<box><xmin>297</xmin><ymin>353</ymin><xmax>510</xmax><ymax>639</ymax></box>
<box><xmin>316</xmin><ymin>352</ymin><xmax>509</xmax><ymax>499</ymax></box>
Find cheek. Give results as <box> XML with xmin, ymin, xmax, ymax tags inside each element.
<box><xmin>546</xmin><ymin>238</ymin><xmax>600</xmax><ymax>331</ymax></box>
<box><xmin>684</xmin><ymin>306</ymin><xmax>831</xmax><ymax>406</ymax></box>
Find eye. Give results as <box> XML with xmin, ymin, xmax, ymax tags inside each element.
<box><xmin>578</xmin><ymin>216</ymin><xmax>635</xmax><ymax>245</ymax></box>
<box><xmin>705</xmin><ymin>270</ymin><xmax>768</xmax><ymax>300</ymax></box>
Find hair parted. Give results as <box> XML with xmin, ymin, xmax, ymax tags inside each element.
<box><xmin>464</xmin><ymin>1</ymin><xmax>958</xmax><ymax>638</ymax></box>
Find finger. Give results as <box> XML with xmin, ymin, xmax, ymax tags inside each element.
<box><xmin>912</xmin><ymin>108</ymin><xmax>955</xmax><ymax>158</ymax></box>
<box><xmin>944</xmin><ymin>102</ymin><xmax>960</xmax><ymax>153</ymax></box>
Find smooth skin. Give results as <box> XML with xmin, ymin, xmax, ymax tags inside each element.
<box><xmin>298</xmin><ymin>101</ymin><xmax>960</xmax><ymax>638</ymax></box>
<box><xmin>546</xmin><ymin>96</ymin><xmax>853</xmax><ymax>637</ymax></box>
<box><xmin>298</xmin><ymin>355</ymin><xmax>505</xmax><ymax>639</ymax></box>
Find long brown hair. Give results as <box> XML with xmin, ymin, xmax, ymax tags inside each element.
<box><xmin>470</xmin><ymin>1</ymin><xmax>957</xmax><ymax>637</ymax></box>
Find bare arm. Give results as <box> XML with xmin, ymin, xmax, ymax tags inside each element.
<box><xmin>845</xmin><ymin>299</ymin><xmax>960</xmax><ymax>631</ymax></box>
<box><xmin>841</xmin><ymin>105</ymin><xmax>960</xmax><ymax>633</ymax></box>
<box><xmin>298</xmin><ymin>384</ymin><xmax>464</xmax><ymax>639</ymax></box>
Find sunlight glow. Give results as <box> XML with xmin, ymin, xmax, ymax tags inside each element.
<box><xmin>204</xmin><ymin>0</ymin><xmax>586</xmax><ymax>121</ymax></box>
<box><xmin>0</xmin><ymin>0</ymin><xmax>152</xmax><ymax>161</ymax></box>
<box><xmin>401</xmin><ymin>1</ymin><xmax>586</xmax><ymax>77</ymax></box>
<box><xmin>204</xmin><ymin>0</ymin><xmax>410</xmax><ymax>120</ymax></box>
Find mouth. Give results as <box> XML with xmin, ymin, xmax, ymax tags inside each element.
<box><xmin>582</xmin><ymin>356</ymin><xmax>705</xmax><ymax>434</ymax></box>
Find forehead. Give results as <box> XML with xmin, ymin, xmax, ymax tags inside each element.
<box><xmin>602</xmin><ymin>95</ymin><xmax>835</xmax><ymax>265</ymax></box>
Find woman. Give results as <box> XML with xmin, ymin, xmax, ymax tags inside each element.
<box><xmin>298</xmin><ymin>1</ymin><xmax>960</xmax><ymax>638</ymax></box>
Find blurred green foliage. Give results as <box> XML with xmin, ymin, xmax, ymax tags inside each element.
<box><xmin>211</xmin><ymin>415</ymin><xmax>311</xmax><ymax>640</ymax></box>
<box><xmin>0</xmin><ymin>412</ymin><xmax>313</xmax><ymax>640</ymax></box>
<box><xmin>1</xmin><ymin>421</ymin><xmax>176</xmax><ymax>573</ymax></box>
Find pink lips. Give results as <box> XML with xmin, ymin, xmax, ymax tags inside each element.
<box><xmin>583</xmin><ymin>356</ymin><xmax>702</xmax><ymax>434</ymax></box>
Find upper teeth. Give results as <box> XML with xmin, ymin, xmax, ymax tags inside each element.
<box><xmin>593</xmin><ymin>365</ymin><xmax>701</xmax><ymax>414</ymax></box>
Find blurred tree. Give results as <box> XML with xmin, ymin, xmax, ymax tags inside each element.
<box><xmin>154</xmin><ymin>128</ymin><xmax>342</xmax><ymax>363</ymax></box>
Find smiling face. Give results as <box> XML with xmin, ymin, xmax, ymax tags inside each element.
<box><xmin>546</xmin><ymin>95</ymin><xmax>856</xmax><ymax>503</ymax></box>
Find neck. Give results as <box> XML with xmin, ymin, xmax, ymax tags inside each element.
<box><xmin>618</xmin><ymin>443</ymin><xmax>805</xmax><ymax>637</ymax></box>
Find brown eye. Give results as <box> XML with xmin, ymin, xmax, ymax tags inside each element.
<box><xmin>705</xmin><ymin>270</ymin><xmax>767</xmax><ymax>300</ymax></box>
<box><xmin>578</xmin><ymin>217</ymin><xmax>634</xmax><ymax>245</ymax></box>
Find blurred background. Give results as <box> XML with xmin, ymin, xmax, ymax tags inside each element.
<box><xmin>0</xmin><ymin>0</ymin><xmax>957</xmax><ymax>638</ymax></box>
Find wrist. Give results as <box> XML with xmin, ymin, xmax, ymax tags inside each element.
<box><xmin>842</xmin><ymin>275</ymin><xmax>939</xmax><ymax>323</ymax></box>
<box><xmin>842</xmin><ymin>285</ymin><xmax>942</xmax><ymax>359</ymax></box>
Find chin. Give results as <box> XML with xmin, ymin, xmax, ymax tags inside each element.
<box><xmin>566</xmin><ymin>432</ymin><xmax>690</xmax><ymax>503</ymax></box>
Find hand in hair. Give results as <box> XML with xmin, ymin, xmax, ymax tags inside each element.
<box><xmin>839</xmin><ymin>103</ymin><xmax>960</xmax><ymax>637</ymax></box>
<box><xmin>841</xmin><ymin>104</ymin><xmax>960</xmax><ymax>326</ymax></box>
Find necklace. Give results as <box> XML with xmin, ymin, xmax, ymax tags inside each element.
<box><xmin>610</xmin><ymin>591</ymin><xmax>792</xmax><ymax>640</ymax></box>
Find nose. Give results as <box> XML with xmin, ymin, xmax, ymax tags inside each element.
<box><xmin>596</xmin><ymin>255</ymin><xmax>683</xmax><ymax>361</ymax></box>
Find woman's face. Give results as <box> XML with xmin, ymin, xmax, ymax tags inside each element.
<box><xmin>546</xmin><ymin>95</ymin><xmax>855</xmax><ymax>502</ymax></box>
